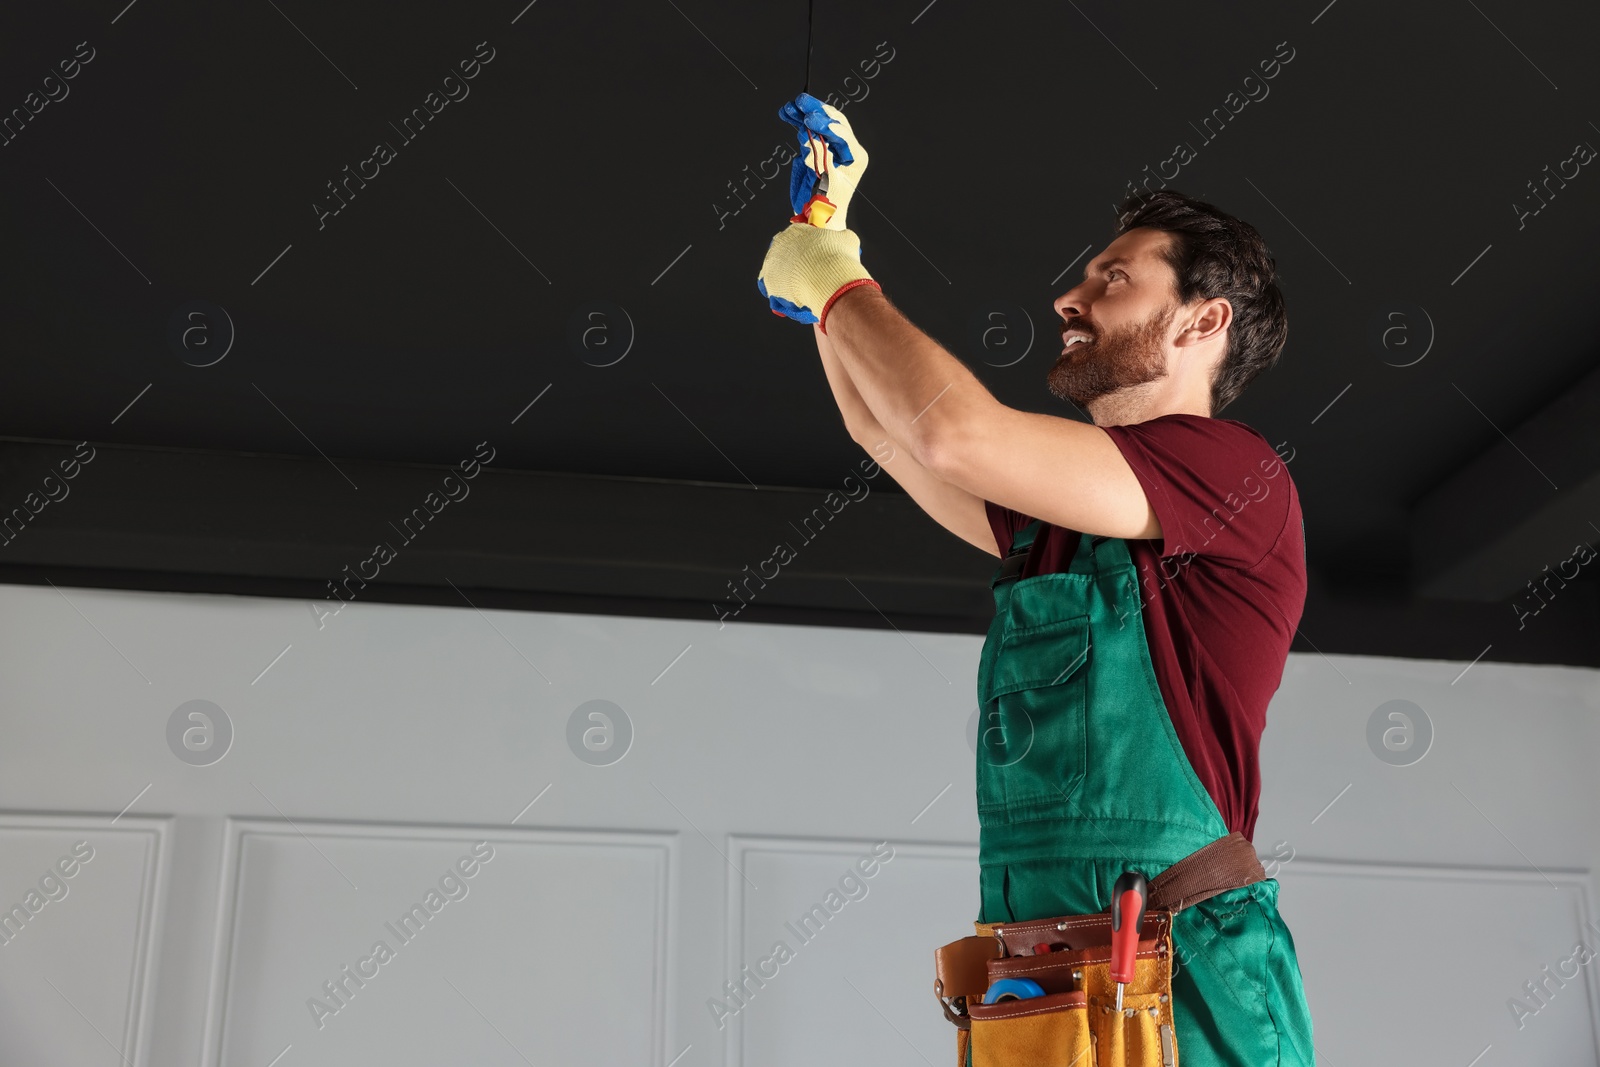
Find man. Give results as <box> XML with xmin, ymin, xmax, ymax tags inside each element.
<box><xmin>760</xmin><ymin>95</ymin><xmax>1314</xmax><ymax>1065</ymax></box>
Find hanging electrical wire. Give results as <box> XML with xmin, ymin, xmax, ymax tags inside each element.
<box><xmin>804</xmin><ymin>0</ymin><xmax>814</xmax><ymax>93</ymax></box>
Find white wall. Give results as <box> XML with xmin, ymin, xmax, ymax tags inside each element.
<box><xmin>0</xmin><ymin>582</ymin><xmax>1596</xmax><ymax>1066</ymax></box>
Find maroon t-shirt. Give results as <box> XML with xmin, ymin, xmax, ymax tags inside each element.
<box><xmin>984</xmin><ymin>413</ymin><xmax>1306</xmax><ymax>841</ymax></box>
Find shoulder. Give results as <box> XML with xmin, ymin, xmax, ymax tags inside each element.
<box><xmin>1107</xmin><ymin>412</ymin><xmax>1277</xmax><ymax>451</ymax></box>
<box><xmin>1106</xmin><ymin>413</ymin><xmax>1292</xmax><ymax>478</ymax></box>
<box><xmin>1102</xmin><ymin>414</ymin><xmax>1299</xmax><ymax>567</ymax></box>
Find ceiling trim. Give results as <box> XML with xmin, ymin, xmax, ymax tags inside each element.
<box><xmin>2</xmin><ymin>438</ymin><xmax>1593</xmax><ymax>666</ymax></box>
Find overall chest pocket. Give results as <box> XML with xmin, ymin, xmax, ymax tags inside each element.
<box><xmin>976</xmin><ymin>613</ymin><xmax>1091</xmax><ymax>813</ymax></box>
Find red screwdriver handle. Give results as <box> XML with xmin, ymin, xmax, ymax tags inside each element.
<box><xmin>1109</xmin><ymin>870</ymin><xmax>1149</xmax><ymax>985</ymax></box>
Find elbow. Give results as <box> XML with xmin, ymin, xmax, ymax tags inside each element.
<box><xmin>850</xmin><ymin>424</ymin><xmax>895</xmax><ymax>465</ymax></box>
<box><xmin>914</xmin><ymin>392</ymin><xmax>999</xmax><ymax>484</ymax></box>
<box><xmin>919</xmin><ymin>405</ymin><xmax>1002</xmax><ymax>491</ymax></box>
<box><xmin>912</xmin><ymin>418</ymin><xmax>963</xmax><ymax>483</ymax></box>
<box><xmin>846</xmin><ymin>419</ymin><xmax>881</xmax><ymax>453</ymax></box>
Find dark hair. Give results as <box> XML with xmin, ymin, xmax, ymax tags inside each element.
<box><xmin>1113</xmin><ymin>190</ymin><xmax>1288</xmax><ymax>415</ymax></box>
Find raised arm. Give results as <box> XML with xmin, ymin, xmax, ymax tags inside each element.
<box><xmin>813</xmin><ymin>324</ymin><xmax>999</xmax><ymax>556</ymax></box>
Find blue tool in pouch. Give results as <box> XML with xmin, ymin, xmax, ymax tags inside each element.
<box><xmin>981</xmin><ymin>977</ymin><xmax>1046</xmax><ymax>1004</ymax></box>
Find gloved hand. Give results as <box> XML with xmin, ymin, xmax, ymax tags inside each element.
<box><xmin>757</xmin><ymin>222</ymin><xmax>878</xmax><ymax>329</ymax></box>
<box><xmin>779</xmin><ymin>93</ymin><xmax>869</xmax><ymax>230</ymax></box>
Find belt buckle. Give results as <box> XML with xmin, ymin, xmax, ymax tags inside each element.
<box><xmin>997</xmin><ymin>548</ymin><xmax>1029</xmax><ymax>582</ymax></box>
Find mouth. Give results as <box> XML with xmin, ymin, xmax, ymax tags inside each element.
<box><xmin>1060</xmin><ymin>330</ymin><xmax>1093</xmax><ymax>354</ymax></box>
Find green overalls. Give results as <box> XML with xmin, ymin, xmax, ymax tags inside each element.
<box><xmin>972</xmin><ymin>521</ymin><xmax>1315</xmax><ymax>1066</ymax></box>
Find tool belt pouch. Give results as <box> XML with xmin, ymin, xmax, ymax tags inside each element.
<box><xmin>933</xmin><ymin>831</ymin><xmax>1266</xmax><ymax>1067</ymax></box>
<box><xmin>941</xmin><ymin>912</ymin><xmax>1176</xmax><ymax>1067</ymax></box>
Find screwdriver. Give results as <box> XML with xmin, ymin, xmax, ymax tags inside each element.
<box><xmin>1110</xmin><ymin>870</ymin><xmax>1149</xmax><ymax>1012</ymax></box>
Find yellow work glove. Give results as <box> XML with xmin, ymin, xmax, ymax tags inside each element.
<box><xmin>757</xmin><ymin>223</ymin><xmax>879</xmax><ymax>330</ymax></box>
<box><xmin>779</xmin><ymin>93</ymin><xmax>870</xmax><ymax>231</ymax></box>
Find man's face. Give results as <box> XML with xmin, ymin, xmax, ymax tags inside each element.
<box><xmin>1046</xmin><ymin>227</ymin><xmax>1182</xmax><ymax>409</ymax></box>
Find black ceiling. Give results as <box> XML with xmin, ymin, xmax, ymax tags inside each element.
<box><xmin>2</xmin><ymin>0</ymin><xmax>1597</xmax><ymax>665</ymax></box>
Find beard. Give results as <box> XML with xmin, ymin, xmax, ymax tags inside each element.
<box><xmin>1046</xmin><ymin>302</ymin><xmax>1178</xmax><ymax>409</ymax></box>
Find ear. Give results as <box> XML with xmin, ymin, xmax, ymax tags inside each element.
<box><xmin>1177</xmin><ymin>296</ymin><xmax>1231</xmax><ymax>348</ymax></box>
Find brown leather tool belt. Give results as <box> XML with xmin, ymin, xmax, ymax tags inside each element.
<box><xmin>933</xmin><ymin>831</ymin><xmax>1266</xmax><ymax>1031</ymax></box>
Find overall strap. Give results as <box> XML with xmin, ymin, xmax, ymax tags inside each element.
<box><xmin>997</xmin><ymin>520</ymin><xmax>1111</xmax><ymax>585</ymax></box>
<box><xmin>994</xmin><ymin>519</ymin><xmax>1043</xmax><ymax>584</ymax></box>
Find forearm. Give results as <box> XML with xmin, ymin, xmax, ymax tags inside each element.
<box><xmin>822</xmin><ymin>285</ymin><xmax>993</xmax><ymax>464</ymax></box>
<box><xmin>814</xmin><ymin>324</ymin><xmax>892</xmax><ymax>446</ymax></box>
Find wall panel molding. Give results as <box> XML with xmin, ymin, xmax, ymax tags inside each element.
<box><xmin>0</xmin><ymin>812</ymin><xmax>170</xmax><ymax>1067</ymax></box>
<box><xmin>200</xmin><ymin>818</ymin><xmax>675</xmax><ymax>1067</ymax></box>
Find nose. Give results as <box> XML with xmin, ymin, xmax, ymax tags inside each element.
<box><xmin>1053</xmin><ymin>284</ymin><xmax>1088</xmax><ymax>323</ymax></box>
